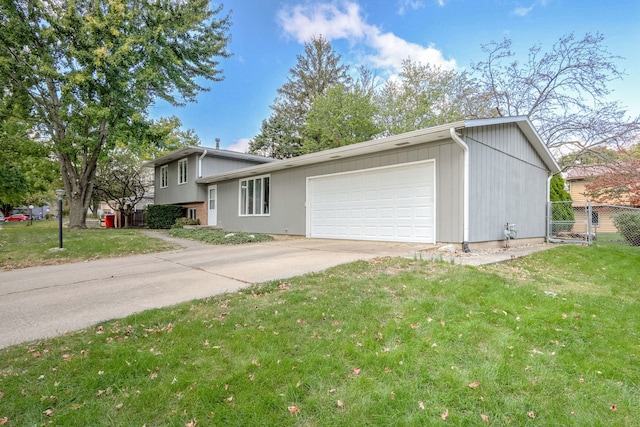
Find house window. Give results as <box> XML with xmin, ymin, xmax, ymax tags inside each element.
<box><xmin>160</xmin><ymin>165</ymin><xmax>168</xmax><ymax>188</ymax></box>
<box><xmin>239</xmin><ymin>175</ymin><xmax>270</xmax><ymax>216</ymax></box>
<box><xmin>591</xmin><ymin>211</ymin><xmax>599</xmax><ymax>227</ymax></box>
<box><xmin>178</xmin><ymin>159</ymin><xmax>188</xmax><ymax>185</ymax></box>
<box><xmin>188</xmin><ymin>208</ymin><xmax>197</xmax><ymax>220</ymax></box>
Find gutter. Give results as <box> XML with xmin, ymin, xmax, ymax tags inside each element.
<box><xmin>198</xmin><ymin>149</ymin><xmax>208</xmax><ymax>178</ymax></box>
<box><xmin>450</xmin><ymin>128</ymin><xmax>470</xmax><ymax>252</ymax></box>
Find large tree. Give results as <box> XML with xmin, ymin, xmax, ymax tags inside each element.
<box><xmin>302</xmin><ymin>84</ymin><xmax>379</xmax><ymax>153</ymax></box>
<box><xmin>473</xmin><ymin>33</ymin><xmax>640</xmax><ymax>166</ymax></box>
<box><xmin>0</xmin><ymin>0</ymin><xmax>230</xmax><ymax>228</ymax></box>
<box><xmin>0</xmin><ymin>90</ymin><xmax>59</xmax><ymax>215</ymax></box>
<box><xmin>250</xmin><ymin>35</ymin><xmax>351</xmax><ymax>158</ymax></box>
<box><xmin>375</xmin><ymin>60</ymin><xmax>489</xmax><ymax>136</ymax></box>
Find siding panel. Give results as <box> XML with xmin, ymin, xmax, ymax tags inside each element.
<box><xmin>466</xmin><ymin>124</ymin><xmax>549</xmax><ymax>241</ymax></box>
<box><xmin>218</xmin><ymin>139</ymin><xmax>464</xmax><ymax>243</ymax></box>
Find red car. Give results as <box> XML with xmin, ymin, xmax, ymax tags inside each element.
<box><xmin>6</xmin><ymin>214</ymin><xmax>29</xmax><ymax>222</ymax></box>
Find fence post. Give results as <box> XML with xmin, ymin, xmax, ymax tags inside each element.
<box><xmin>586</xmin><ymin>201</ymin><xmax>592</xmax><ymax>245</ymax></box>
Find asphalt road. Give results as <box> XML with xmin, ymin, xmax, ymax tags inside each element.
<box><xmin>0</xmin><ymin>234</ymin><xmax>425</xmax><ymax>349</ymax></box>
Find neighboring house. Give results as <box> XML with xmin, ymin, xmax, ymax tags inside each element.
<box><xmin>148</xmin><ymin>117</ymin><xmax>560</xmax><ymax>249</ymax></box>
<box><xmin>565</xmin><ymin>164</ymin><xmax>611</xmax><ymax>203</ymax></box>
<box><xmin>144</xmin><ymin>146</ymin><xmax>277</xmax><ymax>222</ymax></box>
<box><xmin>565</xmin><ymin>162</ymin><xmax>640</xmax><ymax>233</ymax></box>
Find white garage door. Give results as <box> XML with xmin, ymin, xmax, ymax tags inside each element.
<box><xmin>307</xmin><ymin>160</ymin><xmax>436</xmax><ymax>243</ymax></box>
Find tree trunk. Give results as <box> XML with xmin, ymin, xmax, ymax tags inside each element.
<box><xmin>58</xmin><ymin>150</ymin><xmax>99</xmax><ymax>230</ymax></box>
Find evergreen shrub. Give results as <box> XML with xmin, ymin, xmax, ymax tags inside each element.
<box><xmin>147</xmin><ymin>205</ymin><xmax>184</xmax><ymax>229</ymax></box>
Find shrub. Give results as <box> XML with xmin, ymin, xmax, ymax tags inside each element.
<box><xmin>612</xmin><ymin>211</ymin><xmax>640</xmax><ymax>246</ymax></box>
<box><xmin>172</xmin><ymin>217</ymin><xmax>200</xmax><ymax>228</ymax></box>
<box><xmin>147</xmin><ymin>205</ymin><xmax>184</xmax><ymax>229</ymax></box>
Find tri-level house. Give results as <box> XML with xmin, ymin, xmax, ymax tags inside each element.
<box><xmin>147</xmin><ymin>117</ymin><xmax>561</xmax><ymax>249</ymax></box>
<box><xmin>144</xmin><ymin>144</ymin><xmax>276</xmax><ymax>226</ymax></box>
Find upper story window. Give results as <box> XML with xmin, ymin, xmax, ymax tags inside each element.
<box><xmin>239</xmin><ymin>175</ymin><xmax>270</xmax><ymax>216</ymax></box>
<box><xmin>178</xmin><ymin>159</ymin><xmax>188</xmax><ymax>185</ymax></box>
<box><xmin>160</xmin><ymin>165</ymin><xmax>168</xmax><ymax>188</ymax></box>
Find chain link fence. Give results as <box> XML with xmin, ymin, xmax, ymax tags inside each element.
<box><xmin>548</xmin><ymin>201</ymin><xmax>640</xmax><ymax>246</ymax></box>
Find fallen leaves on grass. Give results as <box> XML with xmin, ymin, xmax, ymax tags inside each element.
<box><xmin>528</xmin><ymin>411</ymin><xmax>536</xmax><ymax>418</ymax></box>
<box><xmin>43</xmin><ymin>409</ymin><xmax>54</xmax><ymax>417</ymax></box>
<box><xmin>468</xmin><ymin>381</ymin><xmax>480</xmax><ymax>389</ymax></box>
<box><xmin>441</xmin><ymin>409</ymin><xmax>449</xmax><ymax>420</ymax></box>
<box><xmin>288</xmin><ymin>405</ymin><xmax>299</xmax><ymax>415</ymax></box>
<box><xmin>481</xmin><ymin>414</ymin><xmax>492</xmax><ymax>424</ymax></box>
<box><xmin>337</xmin><ymin>400</ymin><xmax>344</xmax><ymax>408</ymax></box>
<box><xmin>353</xmin><ymin>368</ymin><xmax>361</xmax><ymax>375</ymax></box>
<box><xmin>0</xmin><ymin>417</ymin><xmax>8</xmax><ymax>425</ymax></box>
<box><xmin>418</xmin><ymin>401</ymin><xmax>425</xmax><ymax>410</ymax></box>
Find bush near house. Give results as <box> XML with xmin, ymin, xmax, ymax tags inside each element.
<box><xmin>172</xmin><ymin>217</ymin><xmax>200</xmax><ymax>228</ymax></box>
<box><xmin>146</xmin><ymin>205</ymin><xmax>184</xmax><ymax>229</ymax></box>
<box><xmin>613</xmin><ymin>211</ymin><xmax>640</xmax><ymax>246</ymax></box>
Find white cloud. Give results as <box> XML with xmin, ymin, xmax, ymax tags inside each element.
<box><xmin>225</xmin><ymin>138</ymin><xmax>251</xmax><ymax>153</ymax></box>
<box><xmin>277</xmin><ymin>1</ymin><xmax>456</xmax><ymax>74</ymax></box>
<box><xmin>278</xmin><ymin>2</ymin><xmax>366</xmax><ymax>43</ymax></box>
<box><xmin>513</xmin><ymin>5</ymin><xmax>534</xmax><ymax>16</ymax></box>
<box><xmin>397</xmin><ymin>0</ymin><xmax>425</xmax><ymax>15</ymax></box>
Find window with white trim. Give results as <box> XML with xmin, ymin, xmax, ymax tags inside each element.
<box><xmin>160</xmin><ymin>165</ymin><xmax>168</xmax><ymax>188</ymax></box>
<box><xmin>239</xmin><ymin>175</ymin><xmax>270</xmax><ymax>216</ymax></box>
<box><xmin>188</xmin><ymin>208</ymin><xmax>197</xmax><ymax>220</ymax></box>
<box><xmin>178</xmin><ymin>159</ymin><xmax>188</xmax><ymax>185</ymax></box>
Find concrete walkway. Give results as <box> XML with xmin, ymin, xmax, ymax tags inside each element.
<box><xmin>0</xmin><ymin>233</ymin><xmax>554</xmax><ymax>349</ymax></box>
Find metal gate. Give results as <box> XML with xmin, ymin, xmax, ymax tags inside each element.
<box><xmin>548</xmin><ymin>201</ymin><xmax>640</xmax><ymax>245</ymax></box>
<box><xmin>547</xmin><ymin>200</ymin><xmax>593</xmax><ymax>244</ymax></box>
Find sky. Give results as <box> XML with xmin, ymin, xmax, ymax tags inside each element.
<box><xmin>149</xmin><ymin>0</ymin><xmax>640</xmax><ymax>152</ymax></box>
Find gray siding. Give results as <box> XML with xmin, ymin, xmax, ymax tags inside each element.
<box><xmin>216</xmin><ymin>139</ymin><xmax>465</xmax><ymax>243</ymax></box>
<box><xmin>154</xmin><ymin>154</ymin><xmax>200</xmax><ymax>204</ymax></box>
<box><xmin>155</xmin><ymin>154</ymin><xmax>267</xmax><ymax>205</ymax></box>
<box><xmin>200</xmin><ymin>156</ymin><xmax>266</xmax><ymax>177</ymax></box>
<box><xmin>465</xmin><ymin>123</ymin><xmax>549</xmax><ymax>241</ymax></box>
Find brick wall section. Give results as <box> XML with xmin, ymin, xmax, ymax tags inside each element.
<box><xmin>181</xmin><ymin>202</ymin><xmax>208</xmax><ymax>225</ymax></box>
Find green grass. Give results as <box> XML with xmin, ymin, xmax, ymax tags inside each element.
<box><xmin>166</xmin><ymin>228</ymin><xmax>275</xmax><ymax>244</ymax></box>
<box><xmin>1</xmin><ymin>244</ymin><xmax>639</xmax><ymax>426</ymax></box>
<box><xmin>0</xmin><ymin>220</ymin><xmax>179</xmax><ymax>270</ymax></box>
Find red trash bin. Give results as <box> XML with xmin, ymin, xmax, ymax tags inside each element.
<box><xmin>104</xmin><ymin>213</ymin><xmax>115</xmax><ymax>228</ymax></box>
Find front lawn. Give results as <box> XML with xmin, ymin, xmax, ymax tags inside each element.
<box><xmin>0</xmin><ymin>220</ymin><xmax>179</xmax><ymax>270</ymax></box>
<box><xmin>0</xmin><ymin>244</ymin><xmax>638</xmax><ymax>425</ymax></box>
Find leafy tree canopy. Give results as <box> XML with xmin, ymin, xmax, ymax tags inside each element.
<box><xmin>250</xmin><ymin>35</ymin><xmax>351</xmax><ymax>158</ymax></box>
<box><xmin>0</xmin><ymin>0</ymin><xmax>231</xmax><ymax>228</ymax></box>
<box><xmin>302</xmin><ymin>84</ymin><xmax>379</xmax><ymax>153</ymax></box>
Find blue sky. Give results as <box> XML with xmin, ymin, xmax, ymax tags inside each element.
<box><xmin>150</xmin><ymin>0</ymin><xmax>640</xmax><ymax>152</ymax></box>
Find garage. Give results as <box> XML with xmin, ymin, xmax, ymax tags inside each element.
<box><xmin>306</xmin><ymin>160</ymin><xmax>436</xmax><ymax>243</ymax></box>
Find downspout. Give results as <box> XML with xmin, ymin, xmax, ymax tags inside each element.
<box><xmin>198</xmin><ymin>149</ymin><xmax>208</xmax><ymax>178</ymax></box>
<box><xmin>546</xmin><ymin>173</ymin><xmax>554</xmax><ymax>242</ymax></box>
<box><xmin>449</xmin><ymin>128</ymin><xmax>470</xmax><ymax>252</ymax></box>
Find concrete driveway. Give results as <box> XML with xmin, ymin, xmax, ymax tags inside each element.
<box><xmin>0</xmin><ymin>234</ymin><xmax>426</xmax><ymax>349</ymax></box>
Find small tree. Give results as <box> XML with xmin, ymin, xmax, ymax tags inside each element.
<box><xmin>93</xmin><ymin>150</ymin><xmax>150</xmax><ymax>228</ymax></box>
<box><xmin>550</xmin><ymin>174</ymin><xmax>575</xmax><ymax>232</ymax></box>
<box><xmin>583</xmin><ymin>160</ymin><xmax>640</xmax><ymax>207</ymax></box>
